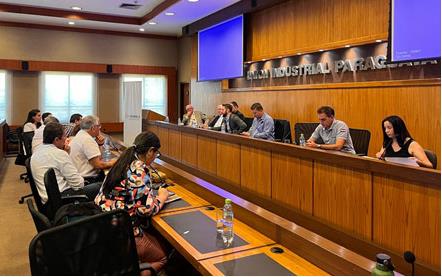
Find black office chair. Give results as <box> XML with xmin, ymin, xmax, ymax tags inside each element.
<box><xmin>26</xmin><ymin>199</ymin><xmax>51</xmax><ymax>233</ymax></box>
<box><xmin>5</xmin><ymin>123</ymin><xmax>19</xmax><ymax>155</ymax></box>
<box><xmin>243</xmin><ymin>117</ymin><xmax>254</xmax><ymax>132</ymax></box>
<box><xmin>424</xmin><ymin>149</ymin><xmax>438</xmax><ymax>169</ymax></box>
<box><xmin>24</xmin><ymin>158</ymin><xmax>45</xmax><ymax>212</ymax></box>
<box><xmin>294</xmin><ymin>122</ymin><xmax>323</xmax><ymax>145</ymax></box>
<box><xmin>274</xmin><ymin>119</ymin><xmax>292</xmax><ymax>143</ymax></box>
<box><xmin>29</xmin><ymin>209</ymin><xmax>155</xmax><ymax>275</ymax></box>
<box><xmin>349</xmin><ymin>128</ymin><xmax>371</xmax><ymax>156</ymax></box>
<box><xmin>17</xmin><ymin>129</ymin><xmax>35</xmax><ymax>203</ymax></box>
<box><xmin>43</xmin><ymin>168</ymin><xmax>89</xmax><ymax>220</ymax></box>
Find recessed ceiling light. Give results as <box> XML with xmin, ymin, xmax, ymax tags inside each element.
<box><xmin>375</xmin><ymin>39</ymin><xmax>382</xmax><ymax>42</ymax></box>
<box><xmin>165</xmin><ymin>12</ymin><xmax>175</xmax><ymax>16</ymax></box>
<box><xmin>277</xmin><ymin>56</ymin><xmax>283</xmax><ymax>58</ymax></box>
<box><xmin>261</xmin><ymin>59</ymin><xmax>266</xmax><ymax>61</ymax></box>
<box><xmin>139</xmin><ymin>28</ymin><xmax>145</xmax><ymax>32</ymax></box>
<box><xmin>71</xmin><ymin>6</ymin><xmax>82</xmax><ymax>11</ymax></box>
<box><xmin>148</xmin><ymin>22</ymin><xmax>157</xmax><ymax>25</ymax></box>
<box><xmin>319</xmin><ymin>49</ymin><xmax>324</xmax><ymax>52</ymax></box>
<box><xmin>345</xmin><ymin>45</ymin><xmax>351</xmax><ymax>48</ymax></box>
<box><xmin>68</xmin><ymin>21</ymin><xmax>75</xmax><ymax>25</ymax></box>
<box><xmin>297</xmin><ymin>52</ymin><xmax>302</xmax><ymax>55</ymax></box>
<box><xmin>188</xmin><ymin>0</ymin><xmax>199</xmax><ymax>2</ymax></box>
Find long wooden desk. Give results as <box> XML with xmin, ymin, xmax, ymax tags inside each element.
<box><xmin>146</xmin><ymin>120</ymin><xmax>440</xmax><ymax>274</ymax></box>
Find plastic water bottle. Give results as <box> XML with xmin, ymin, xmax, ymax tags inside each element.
<box><xmin>102</xmin><ymin>137</ymin><xmax>112</xmax><ymax>162</ymax></box>
<box><xmin>299</xmin><ymin>133</ymin><xmax>306</xmax><ymax>146</ymax></box>
<box><xmin>164</xmin><ymin>116</ymin><xmax>169</xmax><ymax>122</ymax></box>
<box><xmin>178</xmin><ymin>117</ymin><xmax>183</xmax><ymax>126</ymax></box>
<box><xmin>191</xmin><ymin>121</ymin><xmax>198</xmax><ymax>128</ymax></box>
<box><xmin>222</xmin><ymin>198</ymin><xmax>234</xmax><ymax>247</ymax></box>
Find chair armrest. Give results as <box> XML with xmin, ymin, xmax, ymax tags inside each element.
<box><xmin>61</xmin><ymin>195</ymin><xmax>89</xmax><ymax>205</ymax></box>
<box><xmin>139</xmin><ymin>262</ymin><xmax>157</xmax><ymax>275</ymax></box>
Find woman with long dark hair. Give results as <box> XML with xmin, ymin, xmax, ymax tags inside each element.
<box><xmin>23</xmin><ymin>109</ymin><xmax>42</xmax><ymax>132</ymax></box>
<box><xmin>95</xmin><ymin>131</ymin><xmax>169</xmax><ymax>275</ymax></box>
<box><xmin>375</xmin><ymin>115</ymin><xmax>432</xmax><ymax>168</ymax></box>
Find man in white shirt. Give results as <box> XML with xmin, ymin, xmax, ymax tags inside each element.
<box><xmin>30</xmin><ymin>122</ymin><xmax>99</xmax><ymax>206</ymax></box>
<box><xmin>69</xmin><ymin>115</ymin><xmax>116</xmax><ymax>182</ymax></box>
<box><xmin>32</xmin><ymin>115</ymin><xmax>59</xmax><ymax>152</ymax></box>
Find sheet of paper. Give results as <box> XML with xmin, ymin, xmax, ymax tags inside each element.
<box><xmin>384</xmin><ymin>157</ymin><xmax>419</xmax><ymax>167</ymax></box>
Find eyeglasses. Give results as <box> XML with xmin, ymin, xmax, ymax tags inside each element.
<box><xmin>94</xmin><ymin>124</ymin><xmax>102</xmax><ymax>129</ymax></box>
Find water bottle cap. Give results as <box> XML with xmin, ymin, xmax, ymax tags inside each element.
<box><xmin>225</xmin><ymin>198</ymin><xmax>232</xmax><ymax>204</ymax></box>
<box><xmin>376</xmin><ymin>253</ymin><xmax>391</xmax><ymax>264</ymax></box>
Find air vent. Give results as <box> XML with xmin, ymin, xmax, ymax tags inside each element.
<box><xmin>119</xmin><ymin>3</ymin><xmax>142</xmax><ymax>10</ymax></box>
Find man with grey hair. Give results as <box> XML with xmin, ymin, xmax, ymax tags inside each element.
<box><xmin>32</xmin><ymin>115</ymin><xmax>60</xmax><ymax>152</ymax></box>
<box><xmin>182</xmin><ymin>104</ymin><xmax>207</xmax><ymax>127</ymax></box>
<box><xmin>69</xmin><ymin>115</ymin><xmax>116</xmax><ymax>182</ymax></box>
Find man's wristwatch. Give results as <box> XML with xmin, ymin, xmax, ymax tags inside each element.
<box><xmin>317</xmin><ymin>144</ymin><xmax>321</xmax><ymax>148</ymax></box>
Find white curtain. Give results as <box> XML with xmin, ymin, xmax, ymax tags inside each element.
<box><xmin>123</xmin><ymin>81</ymin><xmax>142</xmax><ymax>146</ymax></box>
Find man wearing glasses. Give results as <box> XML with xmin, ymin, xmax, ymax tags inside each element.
<box><xmin>69</xmin><ymin>115</ymin><xmax>116</xmax><ymax>183</ymax></box>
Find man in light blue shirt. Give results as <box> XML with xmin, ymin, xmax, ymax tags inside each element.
<box><xmin>241</xmin><ymin>102</ymin><xmax>275</xmax><ymax>141</ymax></box>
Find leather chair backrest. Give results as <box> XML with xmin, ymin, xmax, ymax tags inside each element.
<box><xmin>424</xmin><ymin>149</ymin><xmax>438</xmax><ymax>169</ymax></box>
<box><xmin>349</xmin><ymin>128</ymin><xmax>371</xmax><ymax>156</ymax></box>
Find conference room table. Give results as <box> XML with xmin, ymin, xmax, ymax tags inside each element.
<box><xmin>144</xmin><ymin>120</ymin><xmax>441</xmax><ymax>274</ymax></box>
<box><xmin>152</xmin><ymin>181</ymin><xmax>329</xmax><ymax>276</ymax></box>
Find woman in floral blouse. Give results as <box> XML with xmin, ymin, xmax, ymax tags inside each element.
<box><xmin>95</xmin><ymin>131</ymin><xmax>169</xmax><ymax>275</ymax></box>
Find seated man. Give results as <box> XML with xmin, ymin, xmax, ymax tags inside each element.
<box><xmin>241</xmin><ymin>103</ymin><xmax>275</xmax><ymax>140</ymax></box>
<box><xmin>69</xmin><ymin>115</ymin><xmax>116</xmax><ymax>183</ymax></box>
<box><xmin>182</xmin><ymin>104</ymin><xmax>207</xmax><ymax>127</ymax></box>
<box><xmin>64</xmin><ymin>113</ymin><xmax>82</xmax><ymax>137</ymax></box>
<box><xmin>207</xmin><ymin>105</ymin><xmax>225</xmax><ymax>129</ymax></box>
<box><xmin>231</xmin><ymin>101</ymin><xmax>246</xmax><ymax>122</ymax></box>
<box><xmin>306</xmin><ymin>106</ymin><xmax>355</xmax><ymax>154</ymax></box>
<box><xmin>30</xmin><ymin>122</ymin><xmax>100</xmax><ymax>206</ymax></box>
<box><xmin>213</xmin><ymin>103</ymin><xmax>247</xmax><ymax>134</ymax></box>
<box><xmin>32</xmin><ymin>115</ymin><xmax>59</xmax><ymax>152</ymax></box>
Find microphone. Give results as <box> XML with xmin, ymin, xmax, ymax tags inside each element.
<box><xmin>379</xmin><ymin>139</ymin><xmax>393</xmax><ymax>160</ymax></box>
<box><xmin>403</xmin><ymin>251</ymin><xmax>416</xmax><ymax>276</ymax></box>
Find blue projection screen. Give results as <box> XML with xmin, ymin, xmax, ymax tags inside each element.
<box><xmin>198</xmin><ymin>15</ymin><xmax>244</xmax><ymax>81</ymax></box>
<box><xmin>390</xmin><ymin>0</ymin><xmax>441</xmax><ymax>62</ymax></box>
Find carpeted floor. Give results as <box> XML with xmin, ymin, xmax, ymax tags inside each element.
<box><xmin>0</xmin><ymin>158</ymin><xmax>36</xmax><ymax>275</ymax></box>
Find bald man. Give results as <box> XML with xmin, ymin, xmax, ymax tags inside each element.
<box><xmin>182</xmin><ymin>104</ymin><xmax>207</xmax><ymax>127</ymax></box>
<box><xmin>207</xmin><ymin>105</ymin><xmax>225</xmax><ymax>129</ymax></box>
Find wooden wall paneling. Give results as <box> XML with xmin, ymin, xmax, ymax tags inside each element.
<box><xmin>157</xmin><ymin>127</ymin><xmax>169</xmax><ymax>156</ymax></box>
<box><xmin>181</xmin><ymin>132</ymin><xmax>198</xmax><ymax>167</ymax></box>
<box><xmin>145</xmin><ymin>122</ymin><xmax>159</xmax><ymax>135</ymax></box>
<box><xmin>240</xmin><ymin>145</ymin><xmax>271</xmax><ymax>197</ymax></box>
<box><xmin>217</xmin><ymin>85</ymin><xmax>441</xmax><ymax>166</ymax></box>
<box><xmin>271</xmin><ymin>153</ymin><xmax>313</xmax><ymax>214</ymax></box>
<box><xmin>168</xmin><ymin>129</ymin><xmax>181</xmax><ymax>161</ymax></box>
<box><xmin>313</xmin><ymin>161</ymin><xmax>372</xmax><ymax>239</ymax></box>
<box><xmin>373</xmin><ymin>174</ymin><xmax>441</xmax><ymax>268</ymax></box>
<box><xmin>197</xmin><ymin>135</ymin><xmax>217</xmax><ymax>174</ymax></box>
<box><xmin>248</xmin><ymin>0</ymin><xmax>389</xmax><ymax>60</ymax></box>
<box><xmin>216</xmin><ymin>140</ymin><xmax>241</xmax><ymax>186</ymax></box>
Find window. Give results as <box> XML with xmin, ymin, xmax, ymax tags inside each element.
<box><xmin>122</xmin><ymin>75</ymin><xmax>167</xmax><ymax>116</ymax></box>
<box><xmin>0</xmin><ymin>71</ymin><xmax>6</xmax><ymax>120</ymax></box>
<box><xmin>41</xmin><ymin>72</ymin><xmax>95</xmax><ymax>123</ymax></box>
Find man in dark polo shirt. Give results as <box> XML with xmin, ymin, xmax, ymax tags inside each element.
<box><xmin>306</xmin><ymin>106</ymin><xmax>355</xmax><ymax>154</ymax></box>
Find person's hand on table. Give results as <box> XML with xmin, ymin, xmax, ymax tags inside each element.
<box><xmin>158</xmin><ymin>187</ymin><xmax>169</xmax><ymax>202</ymax></box>
<box><xmin>241</xmin><ymin>132</ymin><xmax>250</xmax><ymax>137</ymax></box>
<box><xmin>306</xmin><ymin>141</ymin><xmax>318</xmax><ymax>148</ymax></box>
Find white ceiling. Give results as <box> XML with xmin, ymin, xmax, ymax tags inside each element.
<box><xmin>0</xmin><ymin>0</ymin><xmax>242</xmax><ymax>36</ymax></box>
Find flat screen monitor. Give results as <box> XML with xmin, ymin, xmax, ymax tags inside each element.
<box><xmin>389</xmin><ymin>0</ymin><xmax>441</xmax><ymax>63</ymax></box>
<box><xmin>198</xmin><ymin>15</ymin><xmax>244</xmax><ymax>81</ymax></box>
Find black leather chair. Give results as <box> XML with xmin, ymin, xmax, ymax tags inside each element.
<box><xmin>349</xmin><ymin>128</ymin><xmax>371</xmax><ymax>156</ymax></box>
<box><xmin>243</xmin><ymin>117</ymin><xmax>254</xmax><ymax>132</ymax></box>
<box><xmin>17</xmin><ymin>129</ymin><xmax>35</xmax><ymax>203</ymax></box>
<box><xmin>26</xmin><ymin>199</ymin><xmax>51</xmax><ymax>233</ymax></box>
<box><xmin>294</xmin><ymin>123</ymin><xmax>322</xmax><ymax>145</ymax></box>
<box><xmin>29</xmin><ymin>209</ymin><xmax>155</xmax><ymax>275</ymax></box>
<box><xmin>24</xmin><ymin>158</ymin><xmax>45</xmax><ymax>212</ymax></box>
<box><xmin>424</xmin><ymin>149</ymin><xmax>438</xmax><ymax>169</ymax></box>
<box><xmin>44</xmin><ymin>168</ymin><xmax>88</xmax><ymax>220</ymax></box>
<box><xmin>274</xmin><ymin>119</ymin><xmax>292</xmax><ymax>143</ymax></box>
